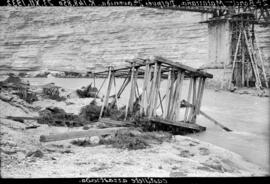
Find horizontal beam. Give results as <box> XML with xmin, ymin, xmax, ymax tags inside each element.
<box><xmin>154</xmin><ymin>56</ymin><xmax>213</xmax><ymax>78</ymax></box>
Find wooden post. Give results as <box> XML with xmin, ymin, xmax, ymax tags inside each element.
<box><xmin>229</xmin><ymin>31</ymin><xmax>242</xmax><ymax>89</ymax></box>
<box><xmin>184</xmin><ymin>78</ymin><xmax>193</xmax><ymax>122</ymax></box>
<box><xmin>243</xmin><ymin>30</ymin><xmax>262</xmax><ymax>89</ymax></box>
<box><xmin>125</xmin><ymin>66</ymin><xmax>135</xmax><ymax>120</ymax></box>
<box><xmin>174</xmin><ymin>72</ymin><xmax>184</xmax><ymax>121</ymax></box>
<box><xmin>93</xmin><ymin>74</ymin><xmax>96</xmax><ymax>88</ymax></box>
<box><xmin>241</xmin><ymin>38</ymin><xmax>245</xmax><ymax>87</ymax></box>
<box><xmin>148</xmin><ymin>62</ymin><xmax>158</xmax><ymax>118</ymax></box>
<box><xmin>99</xmin><ymin>67</ymin><xmax>113</xmax><ymax>119</ymax></box>
<box><xmin>152</xmin><ymin>63</ymin><xmax>161</xmax><ymax>117</ymax></box>
<box><xmin>163</xmin><ymin>69</ymin><xmax>172</xmax><ymax>119</ymax></box>
<box><xmin>113</xmin><ymin>73</ymin><xmax>118</xmax><ymax>110</ymax></box>
<box><xmin>188</xmin><ymin>77</ymin><xmax>197</xmax><ymax>123</ymax></box>
<box><xmin>254</xmin><ymin>33</ymin><xmax>268</xmax><ymax>88</ymax></box>
<box><xmin>146</xmin><ymin>66</ymin><xmax>153</xmax><ymax>116</ymax></box>
<box><xmin>140</xmin><ymin>64</ymin><xmax>150</xmax><ymax>116</ymax></box>
<box><xmin>195</xmin><ymin>77</ymin><xmax>206</xmax><ymax>117</ymax></box>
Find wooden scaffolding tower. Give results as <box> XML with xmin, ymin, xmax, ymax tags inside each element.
<box><xmin>229</xmin><ymin>13</ymin><xmax>268</xmax><ymax>90</ymax></box>
<box><xmin>94</xmin><ymin>56</ymin><xmax>213</xmax><ymax>134</ymax></box>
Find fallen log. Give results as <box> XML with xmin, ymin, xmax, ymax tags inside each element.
<box><xmin>6</xmin><ymin>116</ymin><xmax>40</xmax><ymax>121</ymax></box>
<box><xmin>40</xmin><ymin>127</ymin><xmax>127</xmax><ymax>142</ymax></box>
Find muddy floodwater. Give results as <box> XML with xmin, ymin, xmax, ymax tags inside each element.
<box><xmin>25</xmin><ymin>77</ymin><xmax>270</xmax><ymax>171</ymax></box>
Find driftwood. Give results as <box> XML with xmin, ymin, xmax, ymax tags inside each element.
<box><xmin>40</xmin><ymin>127</ymin><xmax>127</xmax><ymax>142</ymax></box>
<box><xmin>6</xmin><ymin>116</ymin><xmax>40</xmax><ymax>121</ymax></box>
<box><xmin>99</xmin><ymin>118</ymin><xmax>134</xmax><ymax>127</ymax></box>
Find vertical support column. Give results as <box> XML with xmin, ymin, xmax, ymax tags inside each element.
<box><xmin>174</xmin><ymin>71</ymin><xmax>185</xmax><ymax>121</ymax></box>
<box><xmin>112</xmin><ymin>73</ymin><xmax>118</xmax><ymax>110</ymax></box>
<box><xmin>163</xmin><ymin>69</ymin><xmax>172</xmax><ymax>119</ymax></box>
<box><xmin>165</xmin><ymin>70</ymin><xmax>176</xmax><ymax>120</ymax></box>
<box><xmin>146</xmin><ymin>66</ymin><xmax>153</xmax><ymax>117</ymax></box>
<box><xmin>188</xmin><ymin>77</ymin><xmax>197</xmax><ymax>123</ymax></box>
<box><xmin>148</xmin><ymin>62</ymin><xmax>158</xmax><ymax>118</ymax></box>
<box><xmin>152</xmin><ymin>63</ymin><xmax>161</xmax><ymax>117</ymax></box>
<box><xmin>125</xmin><ymin>66</ymin><xmax>136</xmax><ymax>120</ymax></box>
<box><xmin>196</xmin><ymin>77</ymin><xmax>206</xmax><ymax>116</ymax></box>
<box><xmin>99</xmin><ymin>67</ymin><xmax>113</xmax><ymax>119</ymax></box>
<box><xmin>140</xmin><ymin>64</ymin><xmax>150</xmax><ymax>116</ymax></box>
<box><xmin>184</xmin><ymin>78</ymin><xmax>193</xmax><ymax>122</ymax></box>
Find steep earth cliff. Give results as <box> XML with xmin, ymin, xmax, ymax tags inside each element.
<box><xmin>0</xmin><ymin>7</ymin><xmax>269</xmax><ymax>72</ymax></box>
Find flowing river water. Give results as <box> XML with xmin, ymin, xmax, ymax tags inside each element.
<box><xmin>23</xmin><ymin>77</ymin><xmax>270</xmax><ymax>171</ymax></box>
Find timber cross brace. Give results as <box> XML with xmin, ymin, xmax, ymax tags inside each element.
<box><xmin>94</xmin><ymin>56</ymin><xmax>213</xmax><ymax>133</ymax></box>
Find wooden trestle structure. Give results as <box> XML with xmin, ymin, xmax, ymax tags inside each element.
<box><xmin>94</xmin><ymin>56</ymin><xmax>213</xmax><ymax>134</ymax></box>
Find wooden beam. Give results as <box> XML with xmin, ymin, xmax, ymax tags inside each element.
<box><xmin>175</xmin><ymin>72</ymin><xmax>185</xmax><ymax>121</ymax></box>
<box><xmin>40</xmin><ymin>127</ymin><xmax>127</xmax><ymax>142</ymax></box>
<box><xmin>243</xmin><ymin>30</ymin><xmax>262</xmax><ymax>90</ymax></box>
<box><xmin>149</xmin><ymin>117</ymin><xmax>206</xmax><ymax>132</ymax></box>
<box><xmin>152</xmin><ymin>63</ymin><xmax>162</xmax><ymax>117</ymax></box>
<box><xmin>163</xmin><ymin>69</ymin><xmax>171</xmax><ymax>119</ymax></box>
<box><xmin>140</xmin><ymin>64</ymin><xmax>150</xmax><ymax>116</ymax></box>
<box><xmin>189</xmin><ymin>77</ymin><xmax>197</xmax><ymax>123</ymax></box>
<box><xmin>125</xmin><ymin>66</ymin><xmax>136</xmax><ymax>120</ymax></box>
<box><xmin>99</xmin><ymin>67</ymin><xmax>113</xmax><ymax>119</ymax></box>
<box><xmin>148</xmin><ymin>62</ymin><xmax>159</xmax><ymax>118</ymax></box>
<box><xmin>154</xmin><ymin>56</ymin><xmax>213</xmax><ymax>78</ymax></box>
<box><xmin>184</xmin><ymin>78</ymin><xmax>193</xmax><ymax>122</ymax></box>
<box><xmin>196</xmin><ymin>78</ymin><xmax>206</xmax><ymax>115</ymax></box>
<box><xmin>229</xmin><ymin>31</ymin><xmax>242</xmax><ymax>89</ymax></box>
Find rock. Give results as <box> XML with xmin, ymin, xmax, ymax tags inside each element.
<box><xmin>17</xmin><ymin>152</ymin><xmax>25</xmax><ymax>160</ymax></box>
<box><xmin>26</xmin><ymin>149</ymin><xmax>44</xmax><ymax>158</ymax></box>
<box><xmin>90</xmin><ymin>136</ymin><xmax>100</xmax><ymax>145</ymax></box>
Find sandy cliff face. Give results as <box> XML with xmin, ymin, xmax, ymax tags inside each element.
<box><xmin>0</xmin><ymin>7</ymin><xmax>269</xmax><ymax>72</ymax></box>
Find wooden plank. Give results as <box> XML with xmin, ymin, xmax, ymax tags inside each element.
<box><xmin>149</xmin><ymin>117</ymin><xmax>206</xmax><ymax>132</ymax></box>
<box><xmin>154</xmin><ymin>56</ymin><xmax>213</xmax><ymax>78</ymax></box>
<box><xmin>40</xmin><ymin>127</ymin><xmax>127</xmax><ymax>142</ymax></box>
<box><xmin>99</xmin><ymin>118</ymin><xmax>134</xmax><ymax>127</ymax></box>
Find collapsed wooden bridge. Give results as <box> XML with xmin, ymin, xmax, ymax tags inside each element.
<box><xmin>93</xmin><ymin>56</ymin><xmax>213</xmax><ymax>134</ymax></box>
